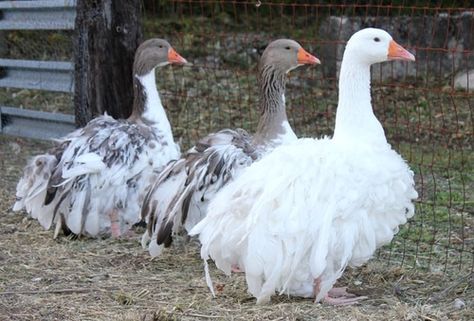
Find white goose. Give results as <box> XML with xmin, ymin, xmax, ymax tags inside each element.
<box><xmin>190</xmin><ymin>28</ymin><xmax>418</xmax><ymax>305</ymax></box>
<box><xmin>13</xmin><ymin>39</ymin><xmax>187</xmax><ymax>238</ymax></box>
<box><xmin>141</xmin><ymin>39</ymin><xmax>320</xmax><ymax>256</ymax></box>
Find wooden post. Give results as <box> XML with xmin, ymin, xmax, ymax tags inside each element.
<box><xmin>73</xmin><ymin>0</ymin><xmax>142</xmax><ymax>127</ymax></box>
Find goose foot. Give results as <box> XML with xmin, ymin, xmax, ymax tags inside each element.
<box><xmin>328</xmin><ymin>287</ymin><xmax>354</xmax><ymax>298</ymax></box>
<box><xmin>313</xmin><ymin>279</ymin><xmax>367</xmax><ymax>306</ymax></box>
<box><xmin>323</xmin><ymin>293</ymin><xmax>367</xmax><ymax>306</ymax></box>
<box><xmin>324</xmin><ymin>286</ymin><xmax>367</xmax><ymax>306</ymax></box>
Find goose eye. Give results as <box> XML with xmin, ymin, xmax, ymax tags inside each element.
<box><xmin>374</xmin><ymin>37</ymin><xmax>380</xmax><ymax>42</ymax></box>
<box><xmin>158</xmin><ymin>45</ymin><xmax>164</xmax><ymax>48</ymax></box>
<box><xmin>285</xmin><ymin>46</ymin><xmax>291</xmax><ymax>50</ymax></box>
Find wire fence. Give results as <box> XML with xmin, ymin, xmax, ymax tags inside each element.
<box><xmin>0</xmin><ymin>1</ymin><xmax>471</xmax><ymax>274</ymax></box>
<box><xmin>142</xmin><ymin>0</ymin><xmax>473</xmax><ymax>273</ymax></box>
<box><xmin>0</xmin><ymin>1</ymin><xmax>76</xmax><ymax>139</ymax></box>
<box><xmin>0</xmin><ymin>29</ymin><xmax>74</xmax><ymax>115</ymax></box>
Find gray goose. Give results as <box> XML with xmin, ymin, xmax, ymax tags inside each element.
<box><xmin>141</xmin><ymin>39</ymin><xmax>320</xmax><ymax>256</ymax></box>
<box><xmin>13</xmin><ymin>39</ymin><xmax>187</xmax><ymax>238</ymax></box>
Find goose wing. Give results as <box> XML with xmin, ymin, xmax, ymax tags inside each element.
<box><xmin>142</xmin><ymin>128</ymin><xmax>259</xmax><ymax>256</ymax></box>
<box><xmin>15</xmin><ymin>114</ymin><xmax>177</xmax><ymax>237</ymax></box>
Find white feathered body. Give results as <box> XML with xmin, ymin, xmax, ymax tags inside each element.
<box><xmin>14</xmin><ymin>114</ymin><xmax>180</xmax><ymax>237</ymax></box>
<box><xmin>192</xmin><ymin>137</ymin><xmax>417</xmax><ymax>304</ymax></box>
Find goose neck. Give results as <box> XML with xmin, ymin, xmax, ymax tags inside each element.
<box><xmin>129</xmin><ymin>70</ymin><xmax>174</xmax><ymax>142</ymax></box>
<box><xmin>253</xmin><ymin>65</ymin><xmax>296</xmax><ymax>147</ymax></box>
<box><xmin>333</xmin><ymin>56</ymin><xmax>386</xmax><ymax>145</ymax></box>
<box><xmin>258</xmin><ymin>65</ymin><xmax>287</xmax><ymax>115</ymax></box>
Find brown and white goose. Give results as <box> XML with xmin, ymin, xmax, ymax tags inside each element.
<box><xmin>141</xmin><ymin>39</ymin><xmax>320</xmax><ymax>256</ymax></box>
<box><xmin>13</xmin><ymin>38</ymin><xmax>187</xmax><ymax>238</ymax></box>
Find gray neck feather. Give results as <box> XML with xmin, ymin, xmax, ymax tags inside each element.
<box><xmin>258</xmin><ymin>65</ymin><xmax>287</xmax><ymax>114</ymax></box>
<box><xmin>131</xmin><ymin>76</ymin><xmax>147</xmax><ymax>118</ymax></box>
<box><xmin>253</xmin><ymin>65</ymin><xmax>289</xmax><ymax>145</ymax></box>
<box><xmin>129</xmin><ymin>49</ymin><xmax>160</xmax><ymax>121</ymax></box>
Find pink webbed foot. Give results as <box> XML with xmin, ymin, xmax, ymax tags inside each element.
<box><xmin>313</xmin><ymin>278</ymin><xmax>367</xmax><ymax>306</ymax></box>
<box><xmin>323</xmin><ymin>287</ymin><xmax>367</xmax><ymax>306</ymax></box>
<box><xmin>323</xmin><ymin>293</ymin><xmax>368</xmax><ymax>306</ymax></box>
<box><xmin>328</xmin><ymin>286</ymin><xmax>354</xmax><ymax>298</ymax></box>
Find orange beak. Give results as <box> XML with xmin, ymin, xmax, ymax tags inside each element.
<box><xmin>297</xmin><ymin>47</ymin><xmax>321</xmax><ymax>65</ymax></box>
<box><xmin>388</xmin><ymin>40</ymin><xmax>415</xmax><ymax>61</ymax></box>
<box><xmin>168</xmin><ymin>48</ymin><xmax>188</xmax><ymax>64</ymax></box>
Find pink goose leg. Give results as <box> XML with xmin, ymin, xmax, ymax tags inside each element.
<box><xmin>109</xmin><ymin>209</ymin><xmax>121</xmax><ymax>238</ymax></box>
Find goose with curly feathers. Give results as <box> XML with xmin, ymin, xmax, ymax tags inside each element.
<box><xmin>13</xmin><ymin>39</ymin><xmax>187</xmax><ymax>238</ymax></box>
<box><xmin>141</xmin><ymin>39</ymin><xmax>320</xmax><ymax>256</ymax></box>
<box><xmin>191</xmin><ymin>28</ymin><xmax>418</xmax><ymax>305</ymax></box>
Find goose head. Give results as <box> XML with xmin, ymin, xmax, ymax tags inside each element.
<box><xmin>344</xmin><ymin>28</ymin><xmax>415</xmax><ymax>65</ymax></box>
<box><xmin>130</xmin><ymin>39</ymin><xmax>187</xmax><ymax>123</ymax></box>
<box><xmin>259</xmin><ymin>39</ymin><xmax>320</xmax><ymax>74</ymax></box>
<box><xmin>345</xmin><ymin>28</ymin><xmax>415</xmax><ymax>65</ymax></box>
<box><xmin>253</xmin><ymin>39</ymin><xmax>319</xmax><ymax>147</ymax></box>
<box><xmin>334</xmin><ymin>28</ymin><xmax>415</xmax><ymax>144</ymax></box>
<box><xmin>133</xmin><ymin>38</ymin><xmax>187</xmax><ymax>76</ymax></box>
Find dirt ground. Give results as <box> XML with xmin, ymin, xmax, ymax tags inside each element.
<box><xmin>0</xmin><ymin>135</ymin><xmax>472</xmax><ymax>321</ymax></box>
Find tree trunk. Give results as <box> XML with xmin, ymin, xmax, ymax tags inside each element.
<box><xmin>73</xmin><ymin>0</ymin><xmax>142</xmax><ymax>127</ymax></box>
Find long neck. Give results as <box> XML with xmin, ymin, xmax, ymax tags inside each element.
<box><xmin>252</xmin><ymin>65</ymin><xmax>296</xmax><ymax>147</ymax></box>
<box><xmin>129</xmin><ymin>70</ymin><xmax>174</xmax><ymax>143</ymax></box>
<box><xmin>333</xmin><ymin>54</ymin><xmax>386</xmax><ymax>145</ymax></box>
